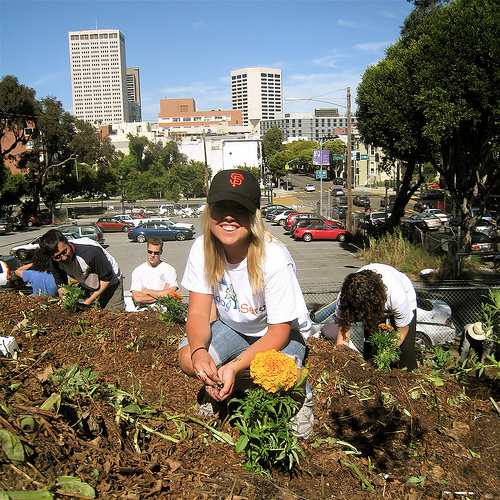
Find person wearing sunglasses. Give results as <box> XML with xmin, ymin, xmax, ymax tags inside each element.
<box><xmin>129</xmin><ymin>237</ymin><xmax>178</xmax><ymax>310</ymax></box>
<box><xmin>39</xmin><ymin>229</ymin><xmax>124</xmax><ymax>310</ymax></box>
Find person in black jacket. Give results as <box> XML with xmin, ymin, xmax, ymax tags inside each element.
<box><xmin>40</xmin><ymin>229</ymin><xmax>124</xmax><ymax>310</ymax></box>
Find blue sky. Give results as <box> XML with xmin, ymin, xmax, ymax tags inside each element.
<box><xmin>0</xmin><ymin>0</ymin><xmax>413</xmax><ymax>122</ymax></box>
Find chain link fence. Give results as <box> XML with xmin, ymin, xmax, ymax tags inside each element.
<box><xmin>302</xmin><ymin>282</ymin><xmax>500</xmax><ymax>350</ymax></box>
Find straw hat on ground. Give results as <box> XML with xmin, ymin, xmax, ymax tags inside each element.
<box><xmin>467</xmin><ymin>322</ymin><xmax>492</xmax><ymax>341</ymax></box>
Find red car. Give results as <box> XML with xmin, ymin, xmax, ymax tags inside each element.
<box><xmin>96</xmin><ymin>217</ymin><xmax>134</xmax><ymax>232</ymax></box>
<box><xmin>284</xmin><ymin>213</ymin><xmax>320</xmax><ymax>231</ymax></box>
<box><xmin>293</xmin><ymin>222</ymin><xmax>348</xmax><ymax>242</ymax></box>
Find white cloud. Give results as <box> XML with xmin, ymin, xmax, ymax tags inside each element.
<box><xmin>354</xmin><ymin>41</ymin><xmax>391</xmax><ymax>53</ymax></box>
<box><xmin>192</xmin><ymin>20</ymin><xmax>206</xmax><ymax>29</ymax></box>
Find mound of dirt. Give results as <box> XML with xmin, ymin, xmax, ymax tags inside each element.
<box><xmin>0</xmin><ymin>293</ymin><xmax>499</xmax><ymax>499</ymax></box>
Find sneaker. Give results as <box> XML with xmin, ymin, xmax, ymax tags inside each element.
<box><xmin>289</xmin><ymin>384</ymin><xmax>314</xmax><ymax>439</ymax></box>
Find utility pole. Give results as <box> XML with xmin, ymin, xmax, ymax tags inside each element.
<box><xmin>346</xmin><ymin>87</ymin><xmax>353</xmax><ymax>234</ymax></box>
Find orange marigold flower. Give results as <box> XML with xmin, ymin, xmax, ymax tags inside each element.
<box><xmin>250</xmin><ymin>349</ymin><xmax>297</xmax><ymax>393</ymax></box>
<box><xmin>378</xmin><ymin>323</ymin><xmax>394</xmax><ymax>331</ymax></box>
<box><xmin>170</xmin><ymin>292</ymin><xmax>183</xmax><ymax>301</ymax></box>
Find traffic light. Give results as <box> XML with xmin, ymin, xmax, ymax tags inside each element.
<box><xmin>375</xmin><ymin>153</ymin><xmax>379</xmax><ymax>162</ymax></box>
<box><xmin>356</xmin><ymin>152</ymin><xmax>360</xmax><ymax>161</ymax></box>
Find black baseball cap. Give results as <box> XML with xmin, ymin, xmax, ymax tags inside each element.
<box><xmin>207</xmin><ymin>169</ymin><xmax>261</xmax><ymax>214</ymax></box>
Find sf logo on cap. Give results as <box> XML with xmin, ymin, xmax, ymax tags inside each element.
<box><xmin>230</xmin><ymin>172</ymin><xmax>244</xmax><ymax>187</ymax></box>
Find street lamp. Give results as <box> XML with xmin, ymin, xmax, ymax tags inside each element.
<box><xmin>286</xmin><ymin>89</ymin><xmax>353</xmax><ymax>233</ymax></box>
<box><xmin>119</xmin><ymin>175</ymin><xmax>124</xmax><ymax>213</ymax></box>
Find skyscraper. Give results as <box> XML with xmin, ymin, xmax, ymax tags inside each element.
<box><xmin>68</xmin><ymin>29</ymin><xmax>130</xmax><ymax>124</ymax></box>
<box><xmin>126</xmin><ymin>67</ymin><xmax>141</xmax><ymax>122</ymax></box>
<box><xmin>230</xmin><ymin>67</ymin><xmax>282</xmax><ymax>127</ymax></box>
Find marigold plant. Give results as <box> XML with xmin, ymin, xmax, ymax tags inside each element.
<box><xmin>368</xmin><ymin>323</ymin><xmax>401</xmax><ymax>372</ymax></box>
<box><xmin>153</xmin><ymin>293</ymin><xmax>188</xmax><ymax>326</ymax></box>
<box><xmin>250</xmin><ymin>349</ymin><xmax>297</xmax><ymax>393</ymax></box>
<box><xmin>231</xmin><ymin>349</ymin><xmax>307</xmax><ymax>477</ymax></box>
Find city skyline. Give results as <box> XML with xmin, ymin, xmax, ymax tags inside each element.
<box><xmin>0</xmin><ymin>0</ymin><xmax>413</xmax><ymax>123</ymax></box>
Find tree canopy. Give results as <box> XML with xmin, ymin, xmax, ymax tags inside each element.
<box><xmin>356</xmin><ymin>0</ymin><xmax>500</xmax><ymax>246</ymax></box>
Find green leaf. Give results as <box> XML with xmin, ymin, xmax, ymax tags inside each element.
<box><xmin>0</xmin><ymin>429</ymin><xmax>26</xmax><ymax>462</ymax></box>
<box><xmin>235</xmin><ymin>435</ymin><xmax>249</xmax><ymax>453</ymax></box>
<box><xmin>55</xmin><ymin>476</ymin><xmax>96</xmax><ymax>498</ymax></box>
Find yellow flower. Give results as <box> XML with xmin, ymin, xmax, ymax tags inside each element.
<box><xmin>250</xmin><ymin>349</ymin><xmax>297</xmax><ymax>393</ymax></box>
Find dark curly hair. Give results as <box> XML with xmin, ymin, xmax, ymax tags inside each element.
<box><xmin>338</xmin><ymin>270</ymin><xmax>387</xmax><ymax>333</ymax></box>
<box><xmin>31</xmin><ymin>250</ymin><xmax>52</xmax><ymax>273</ymax></box>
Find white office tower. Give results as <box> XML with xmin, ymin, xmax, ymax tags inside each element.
<box><xmin>69</xmin><ymin>29</ymin><xmax>130</xmax><ymax>124</ymax></box>
<box><xmin>231</xmin><ymin>67</ymin><xmax>282</xmax><ymax>127</ymax></box>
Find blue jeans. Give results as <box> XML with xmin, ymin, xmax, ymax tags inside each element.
<box><xmin>179</xmin><ymin>319</ymin><xmax>307</xmax><ymax>368</ymax></box>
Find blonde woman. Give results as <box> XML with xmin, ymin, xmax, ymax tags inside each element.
<box><xmin>178</xmin><ymin>169</ymin><xmax>312</xmax><ymax>437</ymax></box>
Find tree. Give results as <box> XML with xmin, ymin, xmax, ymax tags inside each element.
<box><xmin>405</xmin><ymin>0</ymin><xmax>500</xmax><ymax>248</ymax></box>
<box><xmin>262</xmin><ymin>126</ymin><xmax>283</xmax><ymax>162</ymax></box>
<box><xmin>0</xmin><ymin>76</ymin><xmax>37</xmax><ymax>192</ymax></box>
<box><xmin>357</xmin><ymin>0</ymin><xmax>500</xmax><ymax>247</ymax></box>
<box><xmin>17</xmin><ymin>97</ymin><xmax>76</xmax><ymax>214</ymax></box>
<box><xmin>165</xmin><ymin>161</ymin><xmax>208</xmax><ymax>202</ymax></box>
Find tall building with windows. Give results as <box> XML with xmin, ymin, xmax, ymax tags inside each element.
<box><xmin>68</xmin><ymin>29</ymin><xmax>130</xmax><ymax>124</ymax></box>
<box><xmin>126</xmin><ymin>67</ymin><xmax>141</xmax><ymax>122</ymax></box>
<box><xmin>230</xmin><ymin>67</ymin><xmax>282</xmax><ymax>127</ymax></box>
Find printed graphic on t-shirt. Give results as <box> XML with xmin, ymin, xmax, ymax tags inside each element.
<box><xmin>215</xmin><ymin>277</ymin><xmax>265</xmax><ymax>315</ymax></box>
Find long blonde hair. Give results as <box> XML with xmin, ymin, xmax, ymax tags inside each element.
<box><xmin>202</xmin><ymin>205</ymin><xmax>274</xmax><ymax>291</ymax></box>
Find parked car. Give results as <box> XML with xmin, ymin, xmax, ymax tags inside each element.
<box><xmin>59</xmin><ymin>224</ymin><xmax>105</xmax><ymax>245</ymax></box>
<box><xmin>472</xmin><ymin>219</ymin><xmax>497</xmax><ymax>238</ymax></box>
<box><xmin>422</xmin><ymin>208</ymin><xmax>449</xmax><ymax>224</ymax></box>
<box><xmin>331</xmin><ymin>187</ymin><xmax>345</xmax><ymax>197</ymax></box>
<box><xmin>127</xmin><ymin>222</ymin><xmax>194</xmax><ymax>243</ymax></box>
<box><xmin>284</xmin><ymin>213</ymin><xmax>323</xmax><ymax>232</ymax></box>
<box><xmin>114</xmin><ymin>214</ymin><xmax>144</xmax><ymax>227</ymax></box>
<box><xmin>309</xmin><ymin>297</ymin><xmax>456</xmax><ymax>352</ymax></box>
<box><xmin>448</xmin><ymin>209</ymin><xmax>494</xmax><ymax>226</ymax></box>
<box><xmin>7</xmin><ymin>216</ymin><xmax>27</xmax><ymax>232</ymax></box>
<box><xmin>0</xmin><ymin>219</ymin><xmax>13</xmax><ymax>235</ymax></box>
<box><xmin>304</xmin><ymin>183</ymin><xmax>316</xmax><ymax>192</ymax></box>
<box><xmin>23</xmin><ymin>215</ymin><xmax>41</xmax><ymax>227</ymax></box>
<box><xmin>380</xmin><ymin>195</ymin><xmax>396</xmax><ymax>207</ymax></box>
<box><xmin>408</xmin><ymin>213</ymin><xmax>442</xmax><ymax>230</ymax></box>
<box><xmin>291</xmin><ymin>218</ymin><xmax>342</xmax><ymax>235</ymax></box>
<box><xmin>261</xmin><ymin>204</ymin><xmax>288</xmax><ymax>216</ymax></box>
<box><xmin>271</xmin><ymin>209</ymin><xmax>297</xmax><ymax>226</ymax></box>
<box><xmin>413</xmin><ymin>200</ymin><xmax>435</xmax><ymax>212</ymax></box>
<box><xmin>266</xmin><ymin>207</ymin><xmax>289</xmax><ymax>221</ymax></box>
<box><xmin>364</xmin><ymin>211</ymin><xmax>387</xmax><ymax>227</ymax></box>
<box><xmin>353</xmin><ymin>195</ymin><xmax>370</xmax><ymax>207</ymax></box>
<box><xmin>293</xmin><ymin>222</ymin><xmax>348</xmax><ymax>242</ymax></box>
<box><xmin>96</xmin><ymin>217</ymin><xmax>135</xmax><ymax>232</ymax></box>
<box><xmin>470</xmin><ymin>232</ymin><xmax>498</xmax><ymax>254</ymax></box>
<box><xmin>10</xmin><ymin>233</ymin><xmax>80</xmax><ymax>261</ymax></box>
<box><xmin>0</xmin><ymin>255</ymin><xmax>28</xmax><ymax>291</ymax></box>
<box><xmin>138</xmin><ymin>217</ymin><xmax>195</xmax><ymax>232</ymax></box>
<box><xmin>158</xmin><ymin>204</ymin><xmax>184</xmax><ymax>216</ymax></box>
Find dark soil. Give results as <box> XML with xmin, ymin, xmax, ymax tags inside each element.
<box><xmin>1</xmin><ymin>293</ymin><xmax>499</xmax><ymax>499</ymax></box>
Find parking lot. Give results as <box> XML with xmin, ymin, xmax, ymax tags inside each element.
<box><xmin>0</xmin><ymin>208</ymin><xmax>363</xmax><ymax>300</ymax></box>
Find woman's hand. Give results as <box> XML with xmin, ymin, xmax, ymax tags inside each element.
<box><xmin>191</xmin><ymin>348</ymin><xmax>221</xmax><ymax>389</ymax></box>
<box><xmin>210</xmin><ymin>363</ymin><xmax>238</xmax><ymax>401</ymax></box>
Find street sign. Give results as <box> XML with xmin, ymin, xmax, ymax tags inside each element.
<box><xmin>315</xmin><ymin>170</ymin><xmax>327</xmax><ymax>179</ymax></box>
<box><xmin>313</xmin><ymin>149</ymin><xmax>330</xmax><ymax>166</ymax></box>
<box><xmin>332</xmin><ymin>155</ymin><xmax>344</xmax><ymax>160</ymax></box>
<box><xmin>360</xmin><ymin>155</ymin><xmax>368</xmax><ymax>160</ymax></box>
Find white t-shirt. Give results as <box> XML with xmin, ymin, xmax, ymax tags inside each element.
<box><xmin>181</xmin><ymin>236</ymin><xmax>310</xmax><ymax>339</ymax></box>
<box><xmin>130</xmin><ymin>261</ymin><xmax>178</xmax><ymax>294</ymax></box>
<box><xmin>335</xmin><ymin>263</ymin><xmax>416</xmax><ymax>328</ymax></box>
